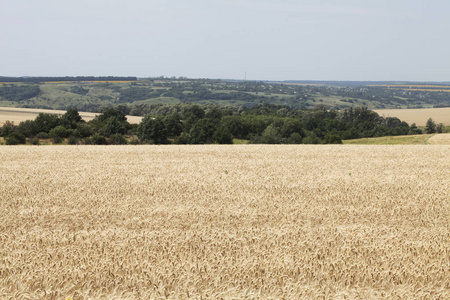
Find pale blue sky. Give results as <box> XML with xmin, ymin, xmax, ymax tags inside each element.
<box><xmin>1</xmin><ymin>0</ymin><xmax>449</xmax><ymax>81</ymax></box>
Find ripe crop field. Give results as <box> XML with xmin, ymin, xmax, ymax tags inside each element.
<box><xmin>0</xmin><ymin>145</ymin><xmax>449</xmax><ymax>299</ymax></box>
<box><xmin>374</xmin><ymin>107</ymin><xmax>450</xmax><ymax>126</ymax></box>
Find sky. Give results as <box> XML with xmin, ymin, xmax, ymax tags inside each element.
<box><xmin>1</xmin><ymin>0</ymin><xmax>449</xmax><ymax>81</ymax></box>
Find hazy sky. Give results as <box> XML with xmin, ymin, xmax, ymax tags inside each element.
<box><xmin>1</xmin><ymin>0</ymin><xmax>449</xmax><ymax>81</ymax></box>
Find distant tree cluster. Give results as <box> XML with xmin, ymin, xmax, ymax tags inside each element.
<box><xmin>0</xmin><ymin>85</ymin><xmax>41</xmax><ymax>101</ymax></box>
<box><xmin>1</xmin><ymin>105</ymin><xmax>422</xmax><ymax>145</ymax></box>
<box><xmin>425</xmin><ymin>118</ymin><xmax>444</xmax><ymax>134</ymax></box>
<box><xmin>69</xmin><ymin>86</ymin><xmax>90</xmax><ymax>95</ymax></box>
<box><xmin>0</xmin><ymin>108</ymin><xmax>136</xmax><ymax>145</ymax></box>
<box><xmin>119</xmin><ymin>87</ymin><xmax>162</xmax><ymax>103</ymax></box>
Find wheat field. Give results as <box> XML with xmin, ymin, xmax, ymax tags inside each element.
<box><xmin>374</xmin><ymin>107</ymin><xmax>450</xmax><ymax>126</ymax></box>
<box><xmin>0</xmin><ymin>145</ymin><xmax>449</xmax><ymax>299</ymax></box>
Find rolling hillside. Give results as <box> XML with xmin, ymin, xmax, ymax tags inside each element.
<box><xmin>1</xmin><ymin>78</ymin><xmax>449</xmax><ymax>115</ymax></box>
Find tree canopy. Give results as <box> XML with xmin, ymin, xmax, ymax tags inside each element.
<box><xmin>0</xmin><ymin>105</ymin><xmax>428</xmax><ymax>145</ymax></box>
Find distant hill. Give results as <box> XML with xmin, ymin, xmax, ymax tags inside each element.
<box><xmin>273</xmin><ymin>80</ymin><xmax>450</xmax><ymax>87</ymax></box>
<box><xmin>0</xmin><ymin>77</ymin><xmax>449</xmax><ymax>114</ymax></box>
<box><xmin>0</xmin><ymin>76</ymin><xmax>137</xmax><ymax>83</ymax></box>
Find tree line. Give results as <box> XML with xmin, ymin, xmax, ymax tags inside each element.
<box><xmin>0</xmin><ymin>76</ymin><xmax>137</xmax><ymax>83</ymax></box>
<box><xmin>0</xmin><ymin>85</ymin><xmax>41</xmax><ymax>101</ymax></box>
<box><xmin>1</xmin><ymin>104</ymin><xmax>431</xmax><ymax>145</ymax></box>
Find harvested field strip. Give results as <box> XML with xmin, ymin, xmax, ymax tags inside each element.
<box><xmin>0</xmin><ymin>145</ymin><xmax>449</xmax><ymax>299</ymax></box>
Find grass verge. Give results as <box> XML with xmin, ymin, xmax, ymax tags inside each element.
<box><xmin>343</xmin><ymin>134</ymin><xmax>435</xmax><ymax>145</ymax></box>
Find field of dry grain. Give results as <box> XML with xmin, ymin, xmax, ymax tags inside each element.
<box><xmin>0</xmin><ymin>107</ymin><xmax>142</xmax><ymax>126</ymax></box>
<box><xmin>427</xmin><ymin>133</ymin><xmax>450</xmax><ymax>145</ymax></box>
<box><xmin>0</xmin><ymin>145</ymin><xmax>449</xmax><ymax>299</ymax></box>
<box><xmin>374</xmin><ymin>107</ymin><xmax>450</xmax><ymax>126</ymax></box>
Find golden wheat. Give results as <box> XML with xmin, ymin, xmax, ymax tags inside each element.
<box><xmin>0</xmin><ymin>145</ymin><xmax>449</xmax><ymax>299</ymax></box>
<box><xmin>374</xmin><ymin>107</ymin><xmax>450</xmax><ymax>126</ymax></box>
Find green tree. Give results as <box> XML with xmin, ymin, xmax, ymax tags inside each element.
<box><xmin>205</xmin><ymin>107</ymin><xmax>223</xmax><ymax>120</ymax></box>
<box><xmin>184</xmin><ymin>104</ymin><xmax>205</xmax><ymax>119</ymax></box>
<box><xmin>67</xmin><ymin>136</ymin><xmax>79</xmax><ymax>145</ymax></box>
<box><xmin>408</xmin><ymin>123</ymin><xmax>422</xmax><ymax>135</ymax></box>
<box><xmin>91</xmin><ymin>133</ymin><xmax>107</xmax><ymax>145</ymax></box>
<box><xmin>182</xmin><ymin>114</ymin><xmax>199</xmax><ymax>133</ymax></box>
<box><xmin>259</xmin><ymin>125</ymin><xmax>282</xmax><ymax>144</ymax></box>
<box><xmin>212</xmin><ymin>125</ymin><xmax>233</xmax><ymax>144</ymax></box>
<box><xmin>425</xmin><ymin>118</ymin><xmax>436</xmax><ymax>134</ymax></box>
<box><xmin>279</xmin><ymin>119</ymin><xmax>304</xmax><ymax>139</ymax></box>
<box><xmin>221</xmin><ymin>115</ymin><xmax>246</xmax><ymax>138</ymax></box>
<box><xmin>73</xmin><ymin>123</ymin><xmax>93</xmax><ymax>138</ymax></box>
<box><xmin>323</xmin><ymin>133</ymin><xmax>343</xmax><ymax>144</ymax></box>
<box><xmin>89</xmin><ymin>108</ymin><xmax>130</xmax><ymax>136</ymax></box>
<box><xmin>0</xmin><ymin>121</ymin><xmax>16</xmax><ymax>137</ymax></box>
<box><xmin>49</xmin><ymin>125</ymin><xmax>69</xmax><ymax>138</ymax></box>
<box><xmin>137</xmin><ymin>116</ymin><xmax>168</xmax><ymax>144</ymax></box>
<box><xmin>61</xmin><ymin>107</ymin><xmax>82</xmax><ymax>129</ymax></box>
<box><xmin>103</xmin><ymin>116</ymin><xmax>127</xmax><ymax>137</ymax></box>
<box><xmin>17</xmin><ymin>120</ymin><xmax>39</xmax><ymax>138</ymax></box>
<box><xmin>114</xmin><ymin>104</ymin><xmax>131</xmax><ymax>115</ymax></box>
<box><xmin>302</xmin><ymin>132</ymin><xmax>321</xmax><ymax>144</ymax></box>
<box><xmin>163</xmin><ymin>113</ymin><xmax>183</xmax><ymax>138</ymax></box>
<box><xmin>96</xmin><ymin>107</ymin><xmax>127</xmax><ymax>123</ymax></box>
<box><xmin>186</xmin><ymin>118</ymin><xmax>215</xmax><ymax>144</ymax></box>
<box><xmin>287</xmin><ymin>132</ymin><xmax>303</xmax><ymax>144</ymax></box>
<box><xmin>35</xmin><ymin>113</ymin><xmax>61</xmax><ymax>133</ymax></box>
<box><xmin>5</xmin><ymin>132</ymin><xmax>26</xmax><ymax>145</ymax></box>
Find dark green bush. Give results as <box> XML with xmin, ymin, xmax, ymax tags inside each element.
<box><xmin>5</xmin><ymin>132</ymin><xmax>26</xmax><ymax>145</ymax></box>
<box><xmin>36</xmin><ymin>132</ymin><xmax>50</xmax><ymax>139</ymax></box>
<box><xmin>52</xmin><ymin>136</ymin><xmax>63</xmax><ymax>144</ymax></box>
<box><xmin>29</xmin><ymin>137</ymin><xmax>40</xmax><ymax>145</ymax></box>
<box><xmin>108</xmin><ymin>134</ymin><xmax>127</xmax><ymax>145</ymax></box>
<box><xmin>67</xmin><ymin>136</ymin><xmax>79</xmax><ymax>145</ymax></box>
<box><xmin>91</xmin><ymin>133</ymin><xmax>107</xmax><ymax>145</ymax></box>
<box><xmin>49</xmin><ymin>126</ymin><xmax>69</xmax><ymax>138</ymax></box>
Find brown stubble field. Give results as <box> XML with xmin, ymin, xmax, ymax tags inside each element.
<box><xmin>0</xmin><ymin>145</ymin><xmax>449</xmax><ymax>299</ymax></box>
